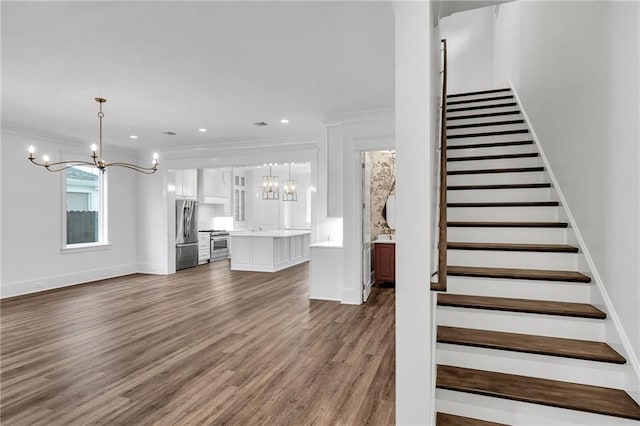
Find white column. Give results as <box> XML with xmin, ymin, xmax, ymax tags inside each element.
<box><xmin>395</xmin><ymin>1</ymin><xmax>434</xmax><ymax>424</ymax></box>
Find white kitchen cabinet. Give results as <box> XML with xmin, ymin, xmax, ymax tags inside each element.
<box><xmin>309</xmin><ymin>241</ymin><xmax>343</xmax><ymax>301</ymax></box>
<box><xmin>229</xmin><ymin>230</ymin><xmax>310</xmax><ymax>272</ymax></box>
<box><xmin>175</xmin><ymin>169</ymin><xmax>198</xmax><ymax>200</ymax></box>
<box><xmin>197</xmin><ymin>232</ymin><xmax>211</xmax><ymax>264</ymax></box>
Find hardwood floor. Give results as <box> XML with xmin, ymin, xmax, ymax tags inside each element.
<box><xmin>1</xmin><ymin>261</ymin><xmax>395</xmax><ymax>425</ymax></box>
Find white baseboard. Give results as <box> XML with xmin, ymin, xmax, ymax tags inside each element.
<box><xmin>509</xmin><ymin>80</ymin><xmax>640</xmax><ymax>401</ymax></box>
<box><xmin>137</xmin><ymin>263</ymin><xmax>171</xmax><ymax>275</ymax></box>
<box><xmin>0</xmin><ymin>263</ymin><xmax>138</xmax><ymax>298</ymax></box>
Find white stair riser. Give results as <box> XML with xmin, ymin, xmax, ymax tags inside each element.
<box><xmin>437</xmin><ymin>344</ymin><xmax>626</xmax><ymax>389</ymax></box>
<box><xmin>448</xmin><ymin>123</ymin><xmax>528</xmax><ymax>137</ymax></box>
<box><xmin>448</xmin><ymin>133</ymin><xmax>531</xmax><ymax>145</ymax></box>
<box><xmin>448</xmin><ymin>143</ymin><xmax>535</xmax><ymax>157</ymax></box>
<box><xmin>447</xmin><ymin>91</ymin><xmax>512</xmax><ymax>101</ymax></box>
<box><xmin>447</xmin><ymin>98</ymin><xmax>516</xmax><ymax>109</ymax></box>
<box><xmin>448</xmin><ymin>188</ymin><xmax>552</xmax><ymax>203</ymax></box>
<box><xmin>448</xmin><ymin>249</ymin><xmax>577</xmax><ymax>270</ymax></box>
<box><xmin>447</xmin><ymin>157</ymin><xmax>541</xmax><ymax>171</ymax></box>
<box><xmin>448</xmin><ymin>227</ymin><xmax>568</xmax><ymax>244</ymax></box>
<box><xmin>437</xmin><ymin>306</ymin><xmax>605</xmax><ymax>341</ymax></box>
<box><xmin>445</xmin><ymin>276</ymin><xmax>590</xmax><ymax>303</ymax></box>
<box><xmin>448</xmin><ymin>105</ymin><xmax>520</xmax><ymax>118</ymax></box>
<box><xmin>447</xmin><ymin>113</ymin><xmax>523</xmax><ymax>126</ymax></box>
<box><xmin>447</xmin><ymin>171</ymin><xmax>545</xmax><ymax>185</ymax></box>
<box><xmin>447</xmin><ymin>206</ymin><xmax>559</xmax><ymax>221</ymax></box>
<box><xmin>437</xmin><ymin>389</ymin><xmax>640</xmax><ymax>426</ymax></box>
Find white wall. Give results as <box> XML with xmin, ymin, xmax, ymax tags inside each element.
<box><xmin>440</xmin><ymin>6</ymin><xmax>496</xmax><ymax>93</ymax></box>
<box><xmin>494</xmin><ymin>0</ymin><xmax>640</xmax><ymax>366</ymax></box>
<box><xmin>283</xmin><ymin>171</ymin><xmax>311</xmax><ymax>229</ymax></box>
<box><xmin>1</xmin><ymin>132</ymin><xmax>139</xmax><ymax>296</ymax></box>
<box><xmin>396</xmin><ymin>1</ymin><xmax>434</xmax><ymax>423</ymax></box>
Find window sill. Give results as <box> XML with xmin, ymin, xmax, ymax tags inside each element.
<box><xmin>61</xmin><ymin>243</ymin><xmax>112</xmax><ymax>254</ymax></box>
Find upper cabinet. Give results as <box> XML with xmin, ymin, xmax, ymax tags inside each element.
<box><xmin>175</xmin><ymin>169</ymin><xmax>198</xmax><ymax>200</ymax></box>
<box><xmin>198</xmin><ymin>168</ymin><xmax>232</xmax><ymax>205</ymax></box>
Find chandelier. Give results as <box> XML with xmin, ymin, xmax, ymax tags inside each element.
<box><xmin>283</xmin><ymin>162</ymin><xmax>297</xmax><ymax>201</ymax></box>
<box><xmin>27</xmin><ymin>97</ymin><xmax>159</xmax><ymax>174</ymax></box>
<box><xmin>262</xmin><ymin>163</ymin><xmax>280</xmax><ymax>200</ymax></box>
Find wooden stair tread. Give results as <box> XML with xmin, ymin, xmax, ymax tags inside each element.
<box><xmin>447</xmin><ymin>95</ymin><xmax>514</xmax><ymax>105</ymax></box>
<box><xmin>448</xmin><ymin>221</ymin><xmax>568</xmax><ymax>228</ymax></box>
<box><xmin>448</xmin><ymin>102</ymin><xmax>517</xmax><ymax>113</ymax></box>
<box><xmin>447</xmin><ymin>140</ymin><xmax>532</xmax><ymax>150</ymax></box>
<box><xmin>436</xmin><ymin>365</ymin><xmax>640</xmax><ymax>420</ymax></box>
<box><xmin>447</xmin><ymin>265</ymin><xmax>591</xmax><ymax>283</ymax></box>
<box><xmin>448</xmin><ymin>183</ymin><xmax>551</xmax><ymax>190</ymax></box>
<box><xmin>438</xmin><ymin>293</ymin><xmax>605</xmax><ymax>318</ymax></box>
<box><xmin>448</xmin><ymin>152</ymin><xmax>538</xmax><ymax>162</ymax></box>
<box><xmin>436</xmin><ymin>412</ymin><xmax>508</xmax><ymax>426</ymax></box>
<box><xmin>447</xmin><ymin>201</ymin><xmax>558</xmax><ymax>208</ymax></box>
<box><xmin>448</xmin><ymin>119</ymin><xmax>524</xmax><ymax>130</ymax></box>
<box><xmin>447</xmin><ymin>111</ymin><xmax>520</xmax><ymax>121</ymax></box>
<box><xmin>447</xmin><ymin>242</ymin><xmax>578</xmax><ymax>253</ymax></box>
<box><xmin>447</xmin><ymin>166</ymin><xmax>543</xmax><ymax>176</ymax></box>
<box><xmin>437</xmin><ymin>326</ymin><xmax>626</xmax><ymax>364</ymax></box>
<box><xmin>447</xmin><ymin>129</ymin><xmax>529</xmax><ymax>139</ymax></box>
<box><xmin>447</xmin><ymin>88</ymin><xmax>511</xmax><ymax>98</ymax></box>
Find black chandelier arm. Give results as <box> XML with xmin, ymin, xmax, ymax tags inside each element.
<box><xmin>28</xmin><ymin>157</ymin><xmax>98</xmax><ymax>172</ymax></box>
<box><xmin>104</xmin><ymin>162</ymin><xmax>159</xmax><ymax>174</ymax></box>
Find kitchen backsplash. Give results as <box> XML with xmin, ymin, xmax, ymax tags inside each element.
<box><xmin>198</xmin><ymin>204</ymin><xmax>233</xmax><ymax>230</ymax></box>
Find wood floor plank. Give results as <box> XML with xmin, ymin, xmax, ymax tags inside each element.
<box><xmin>0</xmin><ymin>262</ymin><xmax>395</xmax><ymax>425</ymax></box>
<box><xmin>437</xmin><ymin>326</ymin><xmax>626</xmax><ymax>364</ymax></box>
<box><xmin>437</xmin><ymin>365</ymin><xmax>640</xmax><ymax>420</ymax></box>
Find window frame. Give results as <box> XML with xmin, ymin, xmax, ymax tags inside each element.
<box><xmin>61</xmin><ymin>163</ymin><xmax>109</xmax><ymax>252</ymax></box>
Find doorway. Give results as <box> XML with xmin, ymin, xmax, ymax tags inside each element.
<box><xmin>361</xmin><ymin>150</ymin><xmax>396</xmax><ymax>302</ymax></box>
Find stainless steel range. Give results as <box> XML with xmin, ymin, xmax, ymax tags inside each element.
<box><xmin>200</xmin><ymin>230</ymin><xmax>230</xmax><ymax>262</ymax></box>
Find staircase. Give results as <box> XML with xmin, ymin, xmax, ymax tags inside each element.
<box><xmin>434</xmin><ymin>87</ymin><xmax>640</xmax><ymax>425</ymax></box>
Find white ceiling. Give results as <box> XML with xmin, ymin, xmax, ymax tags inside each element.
<box><xmin>1</xmin><ymin>1</ymin><xmax>394</xmax><ymax>150</ymax></box>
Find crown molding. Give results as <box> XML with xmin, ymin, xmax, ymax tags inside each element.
<box><xmin>157</xmin><ymin>134</ymin><xmax>322</xmax><ymax>159</ymax></box>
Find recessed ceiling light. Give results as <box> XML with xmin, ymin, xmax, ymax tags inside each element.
<box><xmin>129</xmin><ymin>135</ymin><xmax>138</xmax><ymax>139</ymax></box>
<box><xmin>280</xmin><ymin>118</ymin><xmax>289</xmax><ymax>124</ymax></box>
<box><xmin>198</xmin><ymin>128</ymin><xmax>207</xmax><ymax>133</ymax></box>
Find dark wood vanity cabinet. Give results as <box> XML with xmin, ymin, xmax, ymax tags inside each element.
<box><xmin>374</xmin><ymin>243</ymin><xmax>395</xmax><ymax>284</ymax></box>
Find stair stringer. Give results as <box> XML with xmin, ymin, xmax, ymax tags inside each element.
<box><xmin>509</xmin><ymin>79</ymin><xmax>640</xmax><ymax>403</ymax></box>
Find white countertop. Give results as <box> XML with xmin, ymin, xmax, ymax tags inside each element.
<box><xmin>230</xmin><ymin>230</ymin><xmax>311</xmax><ymax>238</ymax></box>
<box><xmin>373</xmin><ymin>238</ymin><xmax>396</xmax><ymax>244</ymax></box>
<box><xmin>309</xmin><ymin>240</ymin><xmax>343</xmax><ymax>249</ymax></box>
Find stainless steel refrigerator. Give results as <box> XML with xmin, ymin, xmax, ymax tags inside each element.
<box><xmin>176</xmin><ymin>199</ymin><xmax>199</xmax><ymax>270</ymax></box>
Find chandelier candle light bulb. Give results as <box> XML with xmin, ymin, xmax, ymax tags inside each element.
<box><xmin>27</xmin><ymin>98</ymin><xmax>159</xmax><ymax>174</ymax></box>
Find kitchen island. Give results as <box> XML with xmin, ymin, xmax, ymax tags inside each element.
<box><xmin>229</xmin><ymin>230</ymin><xmax>311</xmax><ymax>272</ymax></box>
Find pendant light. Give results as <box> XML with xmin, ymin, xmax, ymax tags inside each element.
<box><xmin>27</xmin><ymin>97</ymin><xmax>159</xmax><ymax>174</ymax></box>
<box><xmin>262</xmin><ymin>163</ymin><xmax>280</xmax><ymax>200</ymax></box>
<box><xmin>283</xmin><ymin>162</ymin><xmax>297</xmax><ymax>201</ymax></box>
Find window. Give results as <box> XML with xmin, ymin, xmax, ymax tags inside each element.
<box><xmin>65</xmin><ymin>165</ymin><xmax>107</xmax><ymax>247</ymax></box>
<box><xmin>234</xmin><ymin>174</ymin><xmax>246</xmax><ymax>224</ymax></box>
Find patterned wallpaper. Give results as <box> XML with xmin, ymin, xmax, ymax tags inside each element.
<box><xmin>369</xmin><ymin>151</ymin><xmax>396</xmax><ymax>240</ymax></box>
